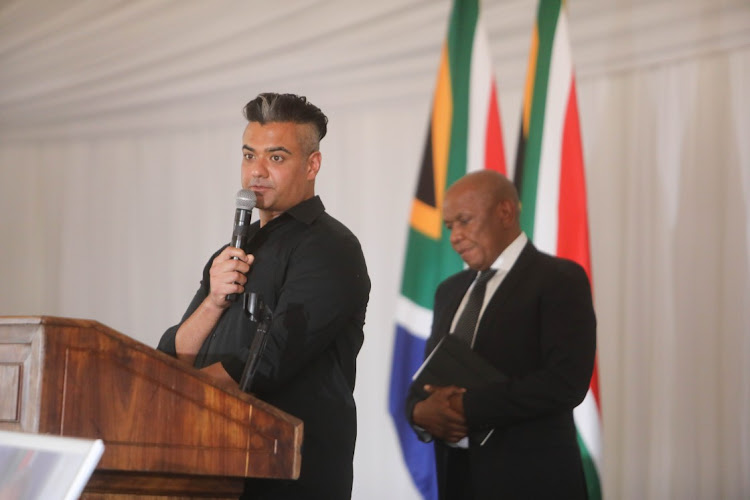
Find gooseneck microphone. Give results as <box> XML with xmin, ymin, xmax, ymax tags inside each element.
<box><xmin>231</xmin><ymin>188</ymin><xmax>257</xmax><ymax>251</ymax></box>
<box><xmin>227</xmin><ymin>189</ymin><xmax>256</xmax><ymax>302</ymax></box>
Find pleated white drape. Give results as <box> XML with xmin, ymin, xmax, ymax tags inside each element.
<box><xmin>1</xmin><ymin>2</ymin><xmax>749</xmax><ymax>499</ymax></box>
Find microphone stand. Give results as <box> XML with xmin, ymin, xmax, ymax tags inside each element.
<box><xmin>238</xmin><ymin>292</ymin><xmax>273</xmax><ymax>393</ymax></box>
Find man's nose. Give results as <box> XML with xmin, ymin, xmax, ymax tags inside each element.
<box><xmin>251</xmin><ymin>159</ymin><xmax>269</xmax><ymax>177</ymax></box>
<box><xmin>449</xmin><ymin>227</ymin><xmax>461</xmax><ymax>244</ymax></box>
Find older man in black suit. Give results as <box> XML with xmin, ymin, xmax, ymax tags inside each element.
<box><xmin>406</xmin><ymin>170</ymin><xmax>596</xmax><ymax>499</ymax></box>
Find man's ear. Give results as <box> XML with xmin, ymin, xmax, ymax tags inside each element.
<box><xmin>496</xmin><ymin>199</ymin><xmax>514</xmax><ymax>225</ymax></box>
<box><xmin>307</xmin><ymin>151</ymin><xmax>322</xmax><ymax>180</ymax></box>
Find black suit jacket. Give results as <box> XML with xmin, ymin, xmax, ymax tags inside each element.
<box><xmin>407</xmin><ymin>241</ymin><xmax>596</xmax><ymax>499</ymax></box>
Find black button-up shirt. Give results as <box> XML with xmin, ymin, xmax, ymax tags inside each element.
<box><xmin>158</xmin><ymin>195</ymin><xmax>370</xmax><ymax>499</ymax></box>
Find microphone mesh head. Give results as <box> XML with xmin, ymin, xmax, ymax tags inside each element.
<box><xmin>235</xmin><ymin>189</ymin><xmax>257</xmax><ymax>210</ymax></box>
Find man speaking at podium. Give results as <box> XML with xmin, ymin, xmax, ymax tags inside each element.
<box><xmin>158</xmin><ymin>93</ymin><xmax>370</xmax><ymax>499</ymax></box>
<box><xmin>406</xmin><ymin>171</ymin><xmax>596</xmax><ymax>499</ymax></box>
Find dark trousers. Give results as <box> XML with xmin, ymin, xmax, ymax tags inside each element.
<box><xmin>436</xmin><ymin>446</ymin><xmax>474</xmax><ymax>500</ymax></box>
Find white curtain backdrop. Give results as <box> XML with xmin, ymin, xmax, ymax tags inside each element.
<box><xmin>1</xmin><ymin>1</ymin><xmax>749</xmax><ymax>498</ymax></box>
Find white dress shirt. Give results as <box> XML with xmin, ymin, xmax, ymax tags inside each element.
<box><xmin>449</xmin><ymin>232</ymin><xmax>528</xmax><ymax>348</ymax></box>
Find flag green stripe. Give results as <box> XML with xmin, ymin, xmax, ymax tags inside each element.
<box><xmin>401</xmin><ymin>227</ymin><xmax>463</xmax><ymax>309</ymax></box>
<box><xmin>445</xmin><ymin>0</ymin><xmax>478</xmax><ymax>189</ymax></box>
<box><xmin>518</xmin><ymin>0</ymin><xmax>561</xmax><ymax>237</ymax></box>
<box><xmin>576</xmin><ymin>431</ymin><xmax>602</xmax><ymax>500</ymax></box>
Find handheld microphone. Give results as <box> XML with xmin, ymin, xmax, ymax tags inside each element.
<box><xmin>231</xmin><ymin>188</ymin><xmax>257</xmax><ymax>251</ymax></box>
<box><xmin>227</xmin><ymin>189</ymin><xmax>256</xmax><ymax>302</ymax></box>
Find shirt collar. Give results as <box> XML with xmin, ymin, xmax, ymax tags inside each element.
<box><xmin>282</xmin><ymin>195</ymin><xmax>325</xmax><ymax>226</ymax></box>
<box><xmin>489</xmin><ymin>232</ymin><xmax>528</xmax><ymax>274</ymax></box>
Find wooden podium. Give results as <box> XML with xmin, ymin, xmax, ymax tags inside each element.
<box><xmin>0</xmin><ymin>316</ymin><xmax>302</xmax><ymax>499</ymax></box>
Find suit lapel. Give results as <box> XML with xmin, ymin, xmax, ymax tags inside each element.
<box><xmin>435</xmin><ymin>243</ymin><xmax>539</xmax><ymax>346</ymax></box>
<box><xmin>479</xmin><ymin>242</ymin><xmax>538</xmax><ymax>323</ymax></box>
<box><xmin>436</xmin><ymin>272</ymin><xmax>475</xmax><ymax>338</ymax></box>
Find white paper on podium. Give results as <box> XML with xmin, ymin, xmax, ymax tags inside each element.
<box><xmin>0</xmin><ymin>429</ymin><xmax>104</xmax><ymax>500</ymax></box>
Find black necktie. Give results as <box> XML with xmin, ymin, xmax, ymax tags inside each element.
<box><xmin>452</xmin><ymin>269</ymin><xmax>497</xmax><ymax>347</ymax></box>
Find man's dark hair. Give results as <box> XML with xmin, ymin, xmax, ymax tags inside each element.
<box><xmin>243</xmin><ymin>93</ymin><xmax>328</xmax><ymax>152</ymax></box>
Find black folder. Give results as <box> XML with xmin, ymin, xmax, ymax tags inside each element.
<box><xmin>412</xmin><ymin>334</ymin><xmax>508</xmax><ymax>445</ymax></box>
